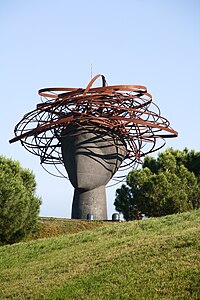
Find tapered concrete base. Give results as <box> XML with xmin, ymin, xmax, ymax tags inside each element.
<box><xmin>71</xmin><ymin>186</ymin><xmax>107</xmax><ymax>220</ymax></box>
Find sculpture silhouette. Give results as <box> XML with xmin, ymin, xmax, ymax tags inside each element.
<box><xmin>9</xmin><ymin>74</ymin><xmax>178</xmax><ymax>219</ymax></box>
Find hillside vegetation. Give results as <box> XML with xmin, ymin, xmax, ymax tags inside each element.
<box><xmin>0</xmin><ymin>210</ymin><xmax>199</xmax><ymax>299</ymax></box>
<box><xmin>26</xmin><ymin>217</ymin><xmax>105</xmax><ymax>240</ymax></box>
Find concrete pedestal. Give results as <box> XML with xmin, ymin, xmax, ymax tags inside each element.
<box><xmin>71</xmin><ymin>186</ymin><xmax>107</xmax><ymax>220</ymax></box>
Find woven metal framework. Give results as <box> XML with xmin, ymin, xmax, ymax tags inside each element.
<box><xmin>9</xmin><ymin>74</ymin><xmax>178</xmax><ymax>179</ymax></box>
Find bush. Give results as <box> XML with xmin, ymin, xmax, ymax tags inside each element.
<box><xmin>0</xmin><ymin>156</ymin><xmax>41</xmax><ymax>245</ymax></box>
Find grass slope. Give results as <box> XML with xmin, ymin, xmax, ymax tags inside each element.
<box><xmin>0</xmin><ymin>210</ymin><xmax>199</xmax><ymax>300</ymax></box>
<box><xmin>26</xmin><ymin>217</ymin><xmax>105</xmax><ymax>240</ymax></box>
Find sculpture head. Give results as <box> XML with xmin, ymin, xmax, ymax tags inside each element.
<box><xmin>61</xmin><ymin>125</ymin><xmax>127</xmax><ymax>191</ymax></box>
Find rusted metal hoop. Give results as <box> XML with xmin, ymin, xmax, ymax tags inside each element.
<box><xmin>9</xmin><ymin>74</ymin><xmax>178</xmax><ymax>180</ymax></box>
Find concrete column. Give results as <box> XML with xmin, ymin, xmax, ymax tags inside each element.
<box><xmin>71</xmin><ymin>186</ymin><xmax>107</xmax><ymax>220</ymax></box>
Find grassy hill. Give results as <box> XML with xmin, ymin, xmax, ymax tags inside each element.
<box><xmin>0</xmin><ymin>210</ymin><xmax>199</xmax><ymax>300</ymax></box>
<box><xmin>26</xmin><ymin>217</ymin><xmax>106</xmax><ymax>241</ymax></box>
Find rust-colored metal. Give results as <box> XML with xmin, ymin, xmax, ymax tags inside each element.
<box><xmin>9</xmin><ymin>74</ymin><xmax>178</xmax><ymax>179</ymax></box>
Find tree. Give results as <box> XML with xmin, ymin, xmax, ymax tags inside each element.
<box><xmin>0</xmin><ymin>156</ymin><xmax>41</xmax><ymax>245</ymax></box>
<box><xmin>114</xmin><ymin>184</ymin><xmax>136</xmax><ymax>221</ymax></box>
<box><xmin>114</xmin><ymin>148</ymin><xmax>200</xmax><ymax>220</ymax></box>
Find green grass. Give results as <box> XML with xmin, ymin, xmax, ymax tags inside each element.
<box><xmin>0</xmin><ymin>210</ymin><xmax>199</xmax><ymax>299</ymax></box>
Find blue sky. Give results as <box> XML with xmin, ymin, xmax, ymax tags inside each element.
<box><xmin>1</xmin><ymin>0</ymin><xmax>200</xmax><ymax>219</ymax></box>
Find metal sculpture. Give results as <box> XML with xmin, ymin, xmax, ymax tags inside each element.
<box><xmin>9</xmin><ymin>74</ymin><xmax>178</xmax><ymax>219</ymax></box>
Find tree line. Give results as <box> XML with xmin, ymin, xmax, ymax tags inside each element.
<box><xmin>114</xmin><ymin>148</ymin><xmax>200</xmax><ymax>220</ymax></box>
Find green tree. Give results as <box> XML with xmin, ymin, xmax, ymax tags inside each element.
<box><xmin>115</xmin><ymin>184</ymin><xmax>136</xmax><ymax>221</ymax></box>
<box><xmin>114</xmin><ymin>148</ymin><xmax>200</xmax><ymax>220</ymax></box>
<box><xmin>0</xmin><ymin>156</ymin><xmax>41</xmax><ymax>245</ymax></box>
